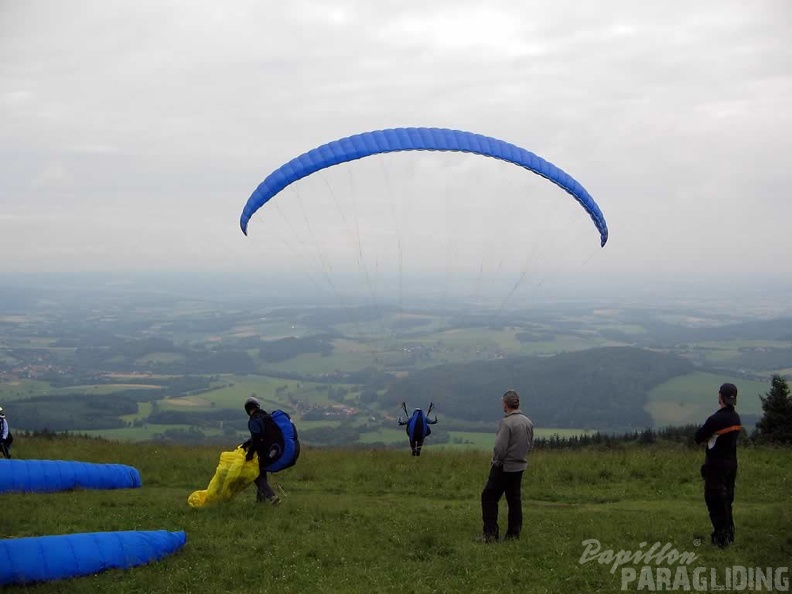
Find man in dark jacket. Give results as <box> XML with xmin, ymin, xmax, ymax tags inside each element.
<box><xmin>241</xmin><ymin>397</ymin><xmax>281</xmax><ymax>505</ymax></box>
<box><xmin>694</xmin><ymin>383</ymin><xmax>741</xmax><ymax>548</ymax></box>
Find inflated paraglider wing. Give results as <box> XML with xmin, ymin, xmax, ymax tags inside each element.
<box><xmin>240</xmin><ymin>127</ymin><xmax>608</xmax><ymax>246</ymax></box>
<box><xmin>187</xmin><ymin>447</ymin><xmax>259</xmax><ymax>508</ymax></box>
<box><xmin>0</xmin><ymin>530</ymin><xmax>186</xmax><ymax>586</ymax></box>
<box><xmin>0</xmin><ymin>460</ymin><xmax>142</xmax><ymax>494</ymax></box>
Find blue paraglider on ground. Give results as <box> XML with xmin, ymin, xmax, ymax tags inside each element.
<box><xmin>0</xmin><ymin>530</ymin><xmax>187</xmax><ymax>586</ymax></box>
<box><xmin>0</xmin><ymin>459</ymin><xmax>142</xmax><ymax>493</ymax></box>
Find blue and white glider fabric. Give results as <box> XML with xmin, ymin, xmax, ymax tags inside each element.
<box><xmin>240</xmin><ymin>127</ymin><xmax>608</xmax><ymax>247</ymax></box>
<box><xmin>0</xmin><ymin>459</ymin><xmax>142</xmax><ymax>493</ymax></box>
<box><xmin>0</xmin><ymin>530</ymin><xmax>186</xmax><ymax>586</ymax></box>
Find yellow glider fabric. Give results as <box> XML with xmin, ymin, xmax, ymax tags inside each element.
<box><xmin>188</xmin><ymin>447</ymin><xmax>259</xmax><ymax>508</ymax></box>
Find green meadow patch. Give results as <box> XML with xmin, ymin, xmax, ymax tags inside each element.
<box><xmin>687</xmin><ymin>340</ymin><xmax>792</xmax><ymax>366</ymax></box>
<box><xmin>263</xmin><ymin>351</ymin><xmax>383</xmax><ymax>375</ymax></box>
<box><xmin>3</xmin><ymin>436</ymin><xmax>792</xmax><ymax>594</ymax></box>
<box><xmin>158</xmin><ymin>375</ymin><xmax>305</xmax><ymax>411</ymax></box>
<box><xmin>50</xmin><ymin>383</ymin><xmax>164</xmax><ymax>396</ymax></box>
<box><xmin>2</xmin><ymin>438</ymin><xmax>789</xmax><ymax>593</ymax></box>
<box><xmin>0</xmin><ymin>379</ymin><xmax>52</xmax><ymax>401</ymax></box>
<box><xmin>647</xmin><ymin>372</ymin><xmax>769</xmax><ymax>427</ymax></box>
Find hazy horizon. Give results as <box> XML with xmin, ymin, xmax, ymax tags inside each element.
<box><xmin>2</xmin><ymin>269</ymin><xmax>791</xmax><ymax>318</ymax></box>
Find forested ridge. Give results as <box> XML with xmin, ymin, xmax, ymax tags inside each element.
<box><xmin>385</xmin><ymin>347</ymin><xmax>694</xmax><ymax>429</ymax></box>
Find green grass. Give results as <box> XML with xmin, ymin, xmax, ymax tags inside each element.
<box><xmin>0</xmin><ymin>379</ymin><xmax>51</xmax><ymax>401</ymax></box>
<box><xmin>688</xmin><ymin>340</ymin><xmax>791</xmax><ymax>365</ymax></box>
<box><xmin>159</xmin><ymin>375</ymin><xmax>307</xmax><ymax>411</ymax></box>
<box><xmin>408</xmin><ymin>327</ymin><xmax>600</xmax><ymax>360</ymax></box>
<box><xmin>647</xmin><ymin>372</ymin><xmax>769</xmax><ymax>427</ymax></box>
<box><xmin>2</xmin><ymin>437</ymin><xmax>789</xmax><ymax>593</ymax></box>
<box><xmin>265</xmin><ymin>351</ymin><xmax>382</xmax><ymax>375</ymax></box>
<box><xmin>50</xmin><ymin>383</ymin><xmax>165</xmax><ymax>395</ymax></box>
<box><xmin>121</xmin><ymin>402</ymin><xmax>153</xmax><ymax>423</ymax></box>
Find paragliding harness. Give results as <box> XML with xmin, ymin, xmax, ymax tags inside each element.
<box><xmin>251</xmin><ymin>409</ymin><xmax>300</xmax><ymax>473</ymax></box>
<box><xmin>399</xmin><ymin>402</ymin><xmax>437</xmax><ymax>456</ymax></box>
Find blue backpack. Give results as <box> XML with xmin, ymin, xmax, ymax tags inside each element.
<box><xmin>407</xmin><ymin>409</ymin><xmax>430</xmax><ymax>441</ymax></box>
<box><xmin>259</xmin><ymin>410</ymin><xmax>300</xmax><ymax>472</ymax></box>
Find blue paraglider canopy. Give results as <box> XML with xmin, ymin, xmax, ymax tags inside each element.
<box><xmin>0</xmin><ymin>459</ymin><xmax>142</xmax><ymax>494</ymax></box>
<box><xmin>0</xmin><ymin>530</ymin><xmax>186</xmax><ymax>586</ymax></box>
<box><xmin>240</xmin><ymin>127</ymin><xmax>608</xmax><ymax>247</ymax></box>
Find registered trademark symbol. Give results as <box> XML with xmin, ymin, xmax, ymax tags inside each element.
<box><xmin>693</xmin><ymin>538</ymin><xmax>702</xmax><ymax>547</ymax></box>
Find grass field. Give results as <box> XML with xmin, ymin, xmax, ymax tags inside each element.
<box><xmin>266</xmin><ymin>325</ymin><xmax>608</xmax><ymax>371</ymax></box>
<box><xmin>647</xmin><ymin>372</ymin><xmax>770</xmax><ymax>427</ymax></box>
<box><xmin>408</xmin><ymin>327</ymin><xmax>602</xmax><ymax>360</ymax></box>
<box><xmin>262</xmin><ymin>351</ymin><xmax>384</xmax><ymax>375</ymax></box>
<box><xmin>51</xmin><ymin>383</ymin><xmax>165</xmax><ymax>395</ymax></box>
<box><xmin>687</xmin><ymin>340</ymin><xmax>791</xmax><ymax>365</ymax></box>
<box><xmin>156</xmin><ymin>375</ymin><xmax>310</xmax><ymax>412</ymax></box>
<box><xmin>0</xmin><ymin>379</ymin><xmax>51</xmax><ymax>401</ymax></box>
<box><xmin>3</xmin><ymin>436</ymin><xmax>789</xmax><ymax>593</ymax></box>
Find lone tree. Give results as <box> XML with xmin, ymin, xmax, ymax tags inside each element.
<box><xmin>754</xmin><ymin>375</ymin><xmax>792</xmax><ymax>444</ymax></box>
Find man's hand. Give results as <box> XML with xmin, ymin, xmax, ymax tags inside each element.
<box><xmin>245</xmin><ymin>449</ymin><xmax>255</xmax><ymax>462</ymax></box>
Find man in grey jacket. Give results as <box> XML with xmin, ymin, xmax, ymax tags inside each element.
<box><xmin>480</xmin><ymin>389</ymin><xmax>534</xmax><ymax>542</ymax></box>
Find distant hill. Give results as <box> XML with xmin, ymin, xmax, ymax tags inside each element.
<box><xmin>384</xmin><ymin>347</ymin><xmax>694</xmax><ymax>430</ymax></box>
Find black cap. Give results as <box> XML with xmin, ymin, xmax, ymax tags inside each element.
<box><xmin>719</xmin><ymin>383</ymin><xmax>738</xmax><ymax>406</ymax></box>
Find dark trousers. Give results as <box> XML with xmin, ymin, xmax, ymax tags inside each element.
<box><xmin>1</xmin><ymin>434</ymin><xmax>12</xmax><ymax>459</ymax></box>
<box><xmin>702</xmin><ymin>459</ymin><xmax>737</xmax><ymax>547</ymax></box>
<box><xmin>255</xmin><ymin>458</ymin><xmax>276</xmax><ymax>501</ymax></box>
<box><xmin>481</xmin><ymin>466</ymin><xmax>524</xmax><ymax>539</ymax></box>
<box><xmin>410</xmin><ymin>439</ymin><xmax>425</xmax><ymax>456</ymax></box>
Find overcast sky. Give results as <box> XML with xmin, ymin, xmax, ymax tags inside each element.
<box><xmin>2</xmin><ymin>1</ymin><xmax>790</xmax><ymax>303</ymax></box>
